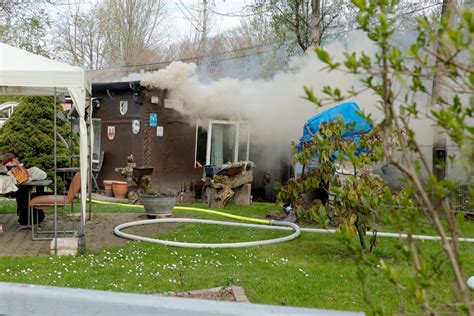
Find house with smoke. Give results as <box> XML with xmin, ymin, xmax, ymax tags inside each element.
<box><xmin>91</xmin><ymin>72</ymin><xmax>292</xmax><ymax>200</ymax></box>
<box><xmin>91</xmin><ymin>53</ymin><xmax>472</xmax><ymax>203</ymax></box>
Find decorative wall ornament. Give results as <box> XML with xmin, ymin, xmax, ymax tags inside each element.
<box><xmin>107</xmin><ymin>126</ymin><xmax>115</xmax><ymax>140</ymax></box>
<box><xmin>132</xmin><ymin>120</ymin><xmax>140</xmax><ymax>134</ymax></box>
<box><xmin>149</xmin><ymin>113</ymin><xmax>158</xmax><ymax>127</ymax></box>
<box><xmin>119</xmin><ymin>101</ymin><xmax>128</xmax><ymax>115</ymax></box>
<box><xmin>157</xmin><ymin>126</ymin><xmax>164</xmax><ymax>137</ymax></box>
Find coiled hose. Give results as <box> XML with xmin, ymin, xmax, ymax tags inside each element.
<box><xmin>91</xmin><ymin>199</ymin><xmax>300</xmax><ymax>248</ymax></box>
<box><xmin>90</xmin><ymin>199</ymin><xmax>474</xmax><ymax>248</ymax></box>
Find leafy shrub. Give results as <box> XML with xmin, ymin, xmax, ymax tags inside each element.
<box><xmin>277</xmin><ymin>118</ymin><xmax>385</xmax><ymax>249</ymax></box>
<box><xmin>0</xmin><ymin>96</ymin><xmax>78</xmax><ymax>180</ymax></box>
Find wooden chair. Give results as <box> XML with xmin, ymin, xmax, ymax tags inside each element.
<box><xmin>29</xmin><ymin>172</ymin><xmax>81</xmax><ymax>240</ymax></box>
<box><xmin>92</xmin><ymin>151</ymin><xmax>104</xmax><ymax>192</ymax></box>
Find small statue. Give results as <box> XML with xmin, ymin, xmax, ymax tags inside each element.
<box><xmin>115</xmin><ymin>154</ymin><xmax>138</xmax><ymax>203</ymax></box>
<box><xmin>115</xmin><ymin>154</ymin><xmax>154</xmax><ymax>204</ymax></box>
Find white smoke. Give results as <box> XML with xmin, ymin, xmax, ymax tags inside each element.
<box><xmin>141</xmin><ymin>33</ymin><xmax>383</xmax><ymax>151</ymax></box>
<box><xmin>139</xmin><ymin>32</ymin><xmax>463</xmax><ymax>184</ymax></box>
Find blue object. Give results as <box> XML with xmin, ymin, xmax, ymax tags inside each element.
<box><xmin>297</xmin><ymin>102</ymin><xmax>372</xmax><ymax>154</ymax></box>
<box><xmin>149</xmin><ymin>113</ymin><xmax>158</xmax><ymax>127</ymax></box>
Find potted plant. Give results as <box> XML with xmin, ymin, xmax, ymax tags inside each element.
<box><xmin>140</xmin><ymin>187</ymin><xmax>177</xmax><ymax>219</ymax></box>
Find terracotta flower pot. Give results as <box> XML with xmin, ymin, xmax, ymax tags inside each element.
<box><xmin>103</xmin><ymin>180</ymin><xmax>114</xmax><ymax>197</ymax></box>
<box><xmin>112</xmin><ymin>181</ymin><xmax>128</xmax><ymax>199</ymax></box>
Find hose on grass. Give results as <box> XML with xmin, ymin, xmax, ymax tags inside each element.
<box><xmin>89</xmin><ymin>199</ymin><xmax>474</xmax><ymax>246</ymax></box>
<box><xmin>114</xmin><ymin>218</ymin><xmax>301</xmax><ymax>248</ymax></box>
<box><xmin>91</xmin><ymin>199</ymin><xmax>299</xmax><ymax>248</ymax></box>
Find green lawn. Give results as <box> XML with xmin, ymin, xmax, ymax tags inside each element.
<box><xmin>0</xmin><ymin>200</ymin><xmax>473</xmax><ymax>314</ymax></box>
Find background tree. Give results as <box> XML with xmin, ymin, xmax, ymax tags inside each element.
<box><xmin>250</xmin><ymin>0</ymin><xmax>355</xmax><ymax>53</ymax></box>
<box><xmin>53</xmin><ymin>1</ymin><xmax>107</xmax><ymax>70</ymax></box>
<box><xmin>0</xmin><ymin>2</ymin><xmax>51</xmax><ymax>56</ymax></box>
<box><xmin>99</xmin><ymin>0</ymin><xmax>167</xmax><ymax>68</ymax></box>
<box><xmin>248</xmin><ymin>0</ymin><xmax>461</xmax><ymax>54</ymax></box>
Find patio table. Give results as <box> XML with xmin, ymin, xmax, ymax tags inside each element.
<box><xmin>16</xmin><ymin>180</ymin><xmax>52</xmax><ymax>226</ymax></box>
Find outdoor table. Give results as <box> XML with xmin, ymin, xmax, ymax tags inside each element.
<box><xmin>56</xmin><ymin>167</ymin><xmax>80</xmax><ymax>173</ymax></box>
<box><xmin>16</xmin><ymin>179</ymin><xmax>52</xmax><ymax>226</ymax></box>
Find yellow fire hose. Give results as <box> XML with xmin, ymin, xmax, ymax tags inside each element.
<box><xmin>90</xmin><ymin>199</ymin><xmax>300</xmax><ymax>248</ymax></box>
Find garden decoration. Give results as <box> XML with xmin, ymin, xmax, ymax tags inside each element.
<box><xmin>203</xmin><ymin>161</ymin><xmax>254</xmax><ymax>208</ymax></box>
<box><xmin>115</xmin><ymin>154</ymin><xmax>153</xmax><ymax>204</ymax></box>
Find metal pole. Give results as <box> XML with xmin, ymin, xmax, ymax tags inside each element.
<box><xmin>88</xmin><ymin>98</ymin><xmax>92</xmax><ymax>220</ymax></box>
<box><xmin>77</xmin><ymin>93</ymin><xmax>88</xmax><ymax>255</ymax></box>
<box><xmin>54</xmin><ymin>88</ymin><xmax>58</xmax><ymax>255</ymax></box>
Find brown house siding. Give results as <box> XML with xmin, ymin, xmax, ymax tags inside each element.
<box><xmin>93</xmin><ymin>84</ymin><xmax>201</xmax><ymax>192</ymax></box>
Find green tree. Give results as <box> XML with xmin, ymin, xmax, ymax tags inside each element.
<box><xmin>0</xmin><ymin>97</ymin><xmax>78</xmax><ymax>180</ymax></box>
<box><xmin>302</xmin><ymin>0</ymin><xmax>473</xmax><ymax>313</ymax></box>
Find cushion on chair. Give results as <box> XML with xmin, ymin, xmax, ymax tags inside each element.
<box><xmin>29</xmin><ymin>195</ymin><xmax>67</xmax><ymax>209</ymax></box>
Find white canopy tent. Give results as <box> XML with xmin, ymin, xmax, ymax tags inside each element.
<box><xmin>0</xmin><ymin>43</ymin><xmax>91</xmax><ymax>249</ymax></box>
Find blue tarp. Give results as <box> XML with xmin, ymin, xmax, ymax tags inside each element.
<box><xmin>297</xmin><ymin>102</ymin><xmax>372</xmax><ymax>152</ymax></box>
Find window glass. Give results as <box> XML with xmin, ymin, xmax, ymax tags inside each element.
<box><xmin>195</xmin><ymin>126</ymin><xmax>207</xmax><ymax>167</ymax></box>
<box><xmin>92</xmin><ymin>119</ymin><xmax>101</xmax><ymax>161</ymax></box>
<box><xmin>238</xmin><ymin>123</ymin><xmax>249</xmax><ymax>161</ymax></box>
<box><xmin>210</xmin><ymin>123</ymin><xmax>236</xmax><ymax>165</ymax></box>
<box><xmin>194</xmin><ymin>120</ymin><xmax>249</xmax><ymax>167</ymax></box>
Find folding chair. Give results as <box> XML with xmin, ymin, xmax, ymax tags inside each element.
<box><xmin>29</xmin><ymin>172</ymin><xmax>81</xmax><ymax>240</ymax></box>
<box><xmin>92</xmin><ymin>151</ymin><xmax>104</xmax><ymax>192</ymax></box>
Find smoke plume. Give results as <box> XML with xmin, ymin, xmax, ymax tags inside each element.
<box><xmin>141</xmin><ymin>34</ymin><xmax>385</xmax><ymax>152</ymax></box>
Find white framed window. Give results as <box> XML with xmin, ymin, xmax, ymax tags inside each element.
<box><xmin>71</xmin><ymin>118</ymin><xmax>102</xmax><ymax>162</ymax></box>
<box><xmin>91</xmin><ymin>118</ymin><xmax>102</xmax><ymax>162</ymax></box>
<box><xmin>0</xmin><ymin>101</ymin><xmax>18</xmax><ymax>127</ymax></box>
<box><xmin>195</xmin><ymin>119</ymin><xmax>250</xmax><ymax>167</ymax></box>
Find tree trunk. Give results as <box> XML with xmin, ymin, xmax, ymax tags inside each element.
<box><xmin>311</xmin><ymin>0</ymin><xmax>321</xmax><ymax>47</ymax></box>
<box><xmin>201</xmin><ymin>0</ymin><xmax>208</xmax><ymax>57</ymax></box>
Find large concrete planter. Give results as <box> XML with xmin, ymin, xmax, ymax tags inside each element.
<box><xmin>141</xmin><ymin>195</ymin><xmax>176</xmax><ymax>218</ymax></box>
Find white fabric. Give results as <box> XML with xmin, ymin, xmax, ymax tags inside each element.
<box><xmin>0</xmin><ymin>175</ymin><xmax>17</xmax><ymax>194</ymax></box>
<box><xmin>0</xmin><ymin>43</ymin><xmax>91</xmax><ymax>237</ymax></box>
<box><xmin>68</xmin><ymin>86</ymin><xmax>89</xmax><ymax>230</ymax></box>
<box><xmin>27</xmin><ymin>167</ymin><xmax>47</xmax><ymax>181</ymax></box>
<box><xmin>0</xmin><ymin>43</ymin><xmax>87</xmax><ymax>95</ymax></box>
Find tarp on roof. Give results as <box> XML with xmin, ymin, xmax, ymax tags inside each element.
<box><xmin>298</xmin><ymin>102</ymin><xmax>372</xmax><ymax>151</ymax></box>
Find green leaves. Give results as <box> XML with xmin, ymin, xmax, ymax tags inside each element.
<box><xmin>285</xmin><ymin>1</ymin><xmax>473</xmax><ymax>313</ymax></box>
<box><xmin>315</xmin><ymin>47</ymin><xmax>330</xmax><ymax>64</ymax></box>
<box><xmin>0</xmin><ymin>97</ymin><xmax>78</xmax><ymax>180</ymax></box>
<box><xmin>352</xmin><ymin>0</ymin><xmax>366</xmax><ymax>10</ymax></box>
<box><xmin>315</xmin><ymin>47</ymin><xmax>341</xmax><ymax>70</ymax></box>
<box><xmin>343</xmin><ymin>52</ymin><xmax>359</xmax><ymax>73</ymax></box>
<box><xmin>278</xmin><ymin>116</ymin><xmax>385</xmax><ymax>251</ymax></box>
<box><xmin>303</xmin><ymin>86</ymin><xmax>321</xmax><ymax>106</ymax></box>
